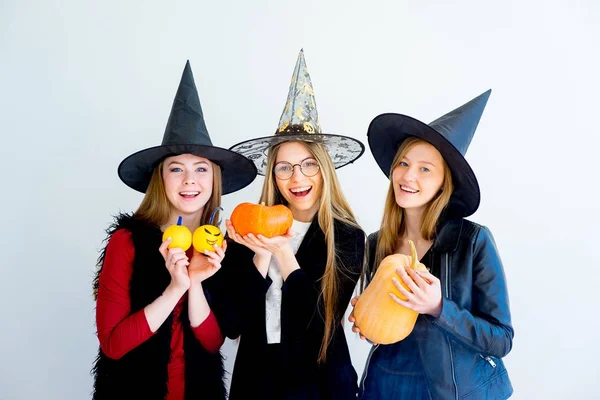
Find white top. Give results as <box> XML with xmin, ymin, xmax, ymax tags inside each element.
<box><xmin>265</xmin><ymin>219</ymin><xmax>312</xmax><ymax>344</ymax></box>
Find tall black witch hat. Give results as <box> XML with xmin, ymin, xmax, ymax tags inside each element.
<box><xmin>118</xmin><ymin>60</ymin><xmax>257</xmax><ymax>194</ymax></box>
<box><xmin>367</xmin><ymin>89</ymin><xmax>492</xmax><ymax>217</ymax></box>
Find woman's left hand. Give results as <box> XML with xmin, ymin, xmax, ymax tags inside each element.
<box><xmin>390</xmin><ymin>267</ymin><xmax>442</xmax><ymax>317</ymax></box>
<box><xmin>188</xmin><ymin>240</ymin><xmax>227</xmax><ymax>285</ymax></box>
<box><xmin>248</xmin><ymin>230</ymin><xmax>294</xmax><ymax>258</ymax></box>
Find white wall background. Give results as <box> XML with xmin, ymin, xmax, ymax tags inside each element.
<box><xmin>1</xmin><ymin>0</ymin><xmax>598</xmax><ymax>399</ymax></box>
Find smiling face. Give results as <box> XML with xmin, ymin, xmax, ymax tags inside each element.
<box><xmin>162</xmin><ymin>153</ymin><xmax>213</xmax><ymax>222</ymax></box>
<box><xmin>273</xmin><ymin>141</ymin><xmax>323</xmax><ymax>222</ymax></box>
<box><xmin>192</xmin><ymin>223</ymin><xmax>224</xmax><ymax>253</ymax></box>
<box><xmin>391</xmin><ymin>142</ymin><xmax>445</xmax><ymax>214</ymax></box>
<box><xmin>201</xmin><ymin>225</ymin><xmax>222</xmax><ymax>246</ymax></box>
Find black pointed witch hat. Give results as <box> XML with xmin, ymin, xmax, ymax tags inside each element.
<box><xmin>117</xmin><ymin>60</ymin><xmax>257</xmax><ymax>195</ymax></box>
<box><xmin>367</xmin><ymin>89</ymin><xmax>492</xmax><ymax>217</ymax></box>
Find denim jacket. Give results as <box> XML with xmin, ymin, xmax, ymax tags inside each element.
<box><xmin>359</xmin><ymin>218</ymin><xmax>514</xmax><ymax>400</ymax></box>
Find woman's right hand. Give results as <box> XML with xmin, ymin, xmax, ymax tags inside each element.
<box><xmin>225</xmin><ymin>219</ymin><xmax>272</xmax><ymax>259</ymax></box>
<box><xmin>159</xmin><ymin>237</ymin><xmax>191</xmax><ymax>294</ymax></box>
<box><xmin>348</xmin><ymin>296</ymin><xmax>374</xmax><ymax>343</ymax></box>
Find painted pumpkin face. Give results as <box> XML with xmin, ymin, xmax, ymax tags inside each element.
<box><xmin>193</xmin><ymin>224</ymin><xmax>224</xmax><ymax>253</ymax></box>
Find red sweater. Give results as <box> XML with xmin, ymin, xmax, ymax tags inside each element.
<box><xmin>95</xmin><ymin>229</ymin><xmax>224</xmax><ymax>400</ymax></box>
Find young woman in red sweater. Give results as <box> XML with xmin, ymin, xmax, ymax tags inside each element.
<box><xmin>91</xmin><ymin>61</ymin><xmax>257</xmax><ymax>400</ymax></box>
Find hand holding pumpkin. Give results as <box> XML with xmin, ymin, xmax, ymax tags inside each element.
<box><xmin>188</xmin><ymin>241</ymin><xmax>227</xmax><ymax>285</ymax></box>
<box><xmin>225</xmin><ymin>219</ymin><xmax>273</xmax><ymax>260</ymax></box>
<box><xmin>348</xmin><ymin>296</ymin><xmax>375</xmax><ymax>343</ymax></box>
<box><xmin>352</xmin><ymin>241</ymin><xmax>431</xmax><ymax>345</ymax></box>
<box><xmin>251</xmin><ymin>230</ymin><xmax>295</xmax><ymax>259</ymax></box>
<box><xmin>158</xmin><ymin>238</ymin><xmax>191</xmax><ymax>293</ymax></box>
<box><xmin>390</xmin><ymin>267</ymin><xmax>442</xmax><ymax>317</ymax></box>
<box><xmin>227</xmin><ymin>201</ymin><xmax>297</xmax><ymax>277</ymax></box>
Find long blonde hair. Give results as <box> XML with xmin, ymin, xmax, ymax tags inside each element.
<box><xmin>260</xmin><ymin>140</ymin><xmax>362</xmax><ymax>363</ymax></box>
<box><xmin>135</xmin><ymin>158</ymin><xmax>223</xmax><ymax>228</ymax></box>
<box><xmin>371</xmin><ymin>138</ymin><xmax>453</xmax><ymax>277</ymax></box>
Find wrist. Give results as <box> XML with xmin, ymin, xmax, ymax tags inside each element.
<box><xmin>275</xmin><ymin>251</ymin><xmax>300</xmax><ymax>280</ymax></box>
<box><xmin>272</xmin><ymin>244</ymin><xmax>293</xmax><ymax>260</ymax></box>
<box><xmin>254</xmin><ymin>252</ymin><xmax>271</xmax><ymax>264</ymax></box>
<box><xmin>166</xmin><ymin>282</ymin><xmax>187</xmax><ymax>298</ymax></box>
<box><xmin>253</xmin><ymin>254</ymin><xmax>270</xmax><ymax>277</ymax></box>
<box><xmin>428</xmin><ymin>300</ymin><xmax>443</xmax><ymax>318</ymax></box>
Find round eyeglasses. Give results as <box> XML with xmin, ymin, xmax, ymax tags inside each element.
<box><xmin>273</xmin><ymin>158</ymin><xmax>320</xmax><ymax>180</ymax></box>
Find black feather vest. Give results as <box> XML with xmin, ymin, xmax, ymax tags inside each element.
<box><xmin>91</xmin><ymin>213</ymin><xmax>226</xmax><ymax>400</ymax></box>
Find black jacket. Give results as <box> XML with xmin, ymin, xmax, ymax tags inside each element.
<box><xmin>206</xmin><ymin>217</ymin><xmax>366</xmax><ymax>399</ymax></box>
<box><xmin>359</xmin><ymin>218</ymin><xmax>514</xmax><ymax>400</ymax></box>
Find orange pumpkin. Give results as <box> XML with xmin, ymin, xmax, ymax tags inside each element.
<box><xmin>230</xmin><ymin>202</ymin><xmax>293</xmax><ymax>238</ymax></box>
<box><xmin>352</xmin><ymin>240</ymin><xmax>428</xmax><ymax>345</ymax></box>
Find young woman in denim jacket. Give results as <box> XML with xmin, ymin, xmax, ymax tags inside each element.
<box><xmin>349</xmin><ymin>90</ymin><xmax>514</xmax><ymax>400</ymax></box>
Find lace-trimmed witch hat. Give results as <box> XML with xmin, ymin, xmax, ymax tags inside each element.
<box><xmin>117</xmin><ymin>60</ymin><xmax>257</xmax><ymax>195</ymax></box>
<box><xmin>229</xmin><ymin>49</ymin><xmax>365</xmax><ymax>175</ymax></box>
<box><xmin>367</xmin><ymin>89</ymin><xmax>492</xmax><ymax>217</ymax></box>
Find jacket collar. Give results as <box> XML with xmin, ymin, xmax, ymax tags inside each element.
<box><xmin>433</xmin><ymin>217</ymin><xmax>463</xmax><ymax>253</ymax></box>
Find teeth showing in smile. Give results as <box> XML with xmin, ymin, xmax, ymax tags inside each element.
<box><xmin>290</xmin><ymin>186</ymin><xmax>311</xmax><ymax>193</ymax></box>
<box><xmin>290</xmin><ymin>186</ymin><xmax>312</xmax><ymax>197</ymax></box>
<box><xmin>400</xmin><ymin>185</ymin><xmax>419</xmax><ymax>193</ymax></box>
<box><xmin>180</xmin><ymin>191</ymin><xmax>199</xmax><ymax>197</ymax></box>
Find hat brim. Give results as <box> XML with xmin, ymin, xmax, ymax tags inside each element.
<box><xmin>229</xmin><ymin>133</ymin><xmax>365</xmax><ymax>175</ymax></box>
<box><xmin>117</xmin><ymin>144</ymin><xmax>257</xmax><ymax>195</ymax></box>
<box><xmin>367</xmin><ymin>113</ymin><xmax>480</xmax><ymax>217</ymax></box>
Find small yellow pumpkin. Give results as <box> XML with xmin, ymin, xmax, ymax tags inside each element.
<box><xmin>352</xmin><ymin>240</ymin><xmax>428</xmax><ymax>345</ymax></box>
<box><xmin>162</xmin><ymin>216</ymin><xmax>192</xmax><ymax>250</ymax></box>
<box><xmin>192</xmin><ymin>206</ymin><xmax>224</xmax><ymax>254</ymax></box>
<box><xmin>193</xmin><ymin>224</ymin><xmax>224</xmax><ymax>253</ymax></box>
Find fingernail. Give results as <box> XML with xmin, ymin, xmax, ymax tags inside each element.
<box><xmin>392</xmin><ymin>278</ymin><xmax>398</xmax><ymax>283</ymax></box>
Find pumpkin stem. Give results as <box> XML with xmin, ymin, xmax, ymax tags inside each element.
<box><xmin>209</xmin><ymin>206</ymin><xmax>224</xmax><ymax>226</ymax></box>
<box><xmin>408</xmin><ymin>240</ymin><xmax>418</xmax><ymax>270</ymax></box>
<box><xmin>177</xmin><ymin>216</ymin><xmax>183</xmax><ymax>226</ymax></box>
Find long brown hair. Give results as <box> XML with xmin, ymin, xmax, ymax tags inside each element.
<box><xmin>260</xmin><ymin>140</ymin><xmax>362</xmax><ymax>363</ymax></box>
<box><xmin>135</xmin><ymin>158</ymin><xmax>223</xmax><ymax>227</ymax></box>
<box><xmin>371</xmin><ymin>138</ymin><xmax>453</xmax><ymax>278</ymax></box>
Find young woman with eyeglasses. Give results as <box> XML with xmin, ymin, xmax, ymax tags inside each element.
<box><xmin>204</xmin><ymin>50</ymin><xmax>367</xmax><ymax>399</ymax></box>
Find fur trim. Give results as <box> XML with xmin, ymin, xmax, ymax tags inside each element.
<box><xmin>91</xmin><ymin>213</ymin><xmax>226</xmax><ymax>399</ymax></box>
